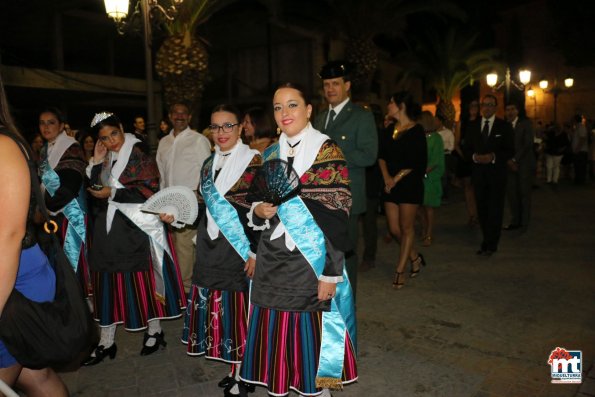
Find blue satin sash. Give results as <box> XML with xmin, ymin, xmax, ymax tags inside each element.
<box><xmin>40</xmin><ymin>159</ymin><xmax>86</xmax><ymax>271</ymax></box>
<box><xmin>264</xmin><ymin>145</ymin><xmax>356</xmax><ymax>387</ymax></box>
<box><xmin>201</xmin><ymin>155</ymin><xmax>250</xmax><ymax>261</ymax></box>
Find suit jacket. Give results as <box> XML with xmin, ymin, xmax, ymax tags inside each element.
<box><xmin>511</xmin><ymin>117</ymin><xmax>536</xmax><ymax>174</ymax></box>
<box><xmin>464</xmin><ymin>117</ymin><xmax>514</xmax><ymax>172</ymax></box>
<box><xmin>313</xmin><ymin>100</ymin><xmax>377</xmax><ymax>214</ymax></box>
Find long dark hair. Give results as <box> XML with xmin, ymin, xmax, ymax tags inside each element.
<box><xmin>244</xmin><ymin>107</ymin><xmax>275</xmax><ymax>140</ymax></box>
<box><xmin>390</xmin><ymin>91</ymin><xmax>421</xmax><ymax>121</ymax></box>
<box><xmin>0</xmin><ymin>73</ymin><xmax>21</xmax><ymax>139</ymax></box>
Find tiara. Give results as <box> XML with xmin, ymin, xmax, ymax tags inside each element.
<box><xmin>90</xmin><ymin>112</ymin><xmax>114</xmax><ymax>128</ymax></box>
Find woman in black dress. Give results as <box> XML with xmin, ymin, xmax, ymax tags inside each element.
<box><xmin>378</xmin><ymin>92</ymin><xmax>428</xmax><ymax>289</ymax></box>
<box><xmin>454</xmin><ymin>99</ymin><xmax>479</xmax><ymax>226</ymax></box>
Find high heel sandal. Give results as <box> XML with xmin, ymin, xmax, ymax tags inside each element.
<box><xmin>392</xmin><ymin>271</ymin><xmax>405</xmax><ymax>289</ymax></box>
<box><xmin>410</xmin><ymin>253</ymin><xmax>426</xmax><ymax>278</ymax></box>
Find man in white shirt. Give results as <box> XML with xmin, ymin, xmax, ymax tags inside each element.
<box><xmin>156</xmin><ymin>102</ymin><xmax>212</xmax><ymax>292</ymax></box>
<box><xmin>463</xmin><ymin>94</ymin><xmax>514</xmax><ymax>256</ymax></box>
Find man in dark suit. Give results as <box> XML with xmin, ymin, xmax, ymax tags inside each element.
<box><xmin>504</xmin><ymin>102</ymin><xmax>535</xmax><ymax>232</ymax></box>
<box><xmin>464</xmin><ymin>94</ymin><xmax>514</xmax><ymax>256</ymax></box>
<box><xmin>313</xmin><ymin>61</ymin><xmax>378</xmax><ymax>296</ymax></box>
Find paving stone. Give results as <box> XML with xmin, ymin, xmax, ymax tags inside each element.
<box><xmin>58</xmin><ymin>181</ymin><xmax>595</xmax><ymax>396</ymax></box>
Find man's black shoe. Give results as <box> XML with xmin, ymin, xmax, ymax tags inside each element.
<box><xmin>476</xmin><ymin>249</ymin><xmax>494</xmax><ymax>257</ymax></box>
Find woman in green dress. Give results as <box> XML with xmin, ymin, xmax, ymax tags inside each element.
<box><xmin>418</xmin><ymin>111</ymin><xmax>444</xmax><ymax>246</ymax></box>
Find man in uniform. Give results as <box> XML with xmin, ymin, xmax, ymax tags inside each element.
<box><xmin>313</xmin><ymin>61</ymin><xmax>378</xmax><ymax>296</ymax></box>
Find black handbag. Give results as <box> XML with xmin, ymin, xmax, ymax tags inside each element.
<box><xmin>0</xmin><ymin>130</ymin><xmax>97</xmax><ymax>370</ymax></box>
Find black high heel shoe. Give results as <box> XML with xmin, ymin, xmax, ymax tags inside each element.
<box><xmin>223</xmin><ymin>380</ymin><xmax>255</xmax><ymax>397</ymax></box>
<box><xmin>82</xmin><ymin>344</ymin><xmax>117</xmax><ymax>366</ymax></box>
<box><xmin>218</xmin><ymin>375</ymin><xmax>234</xmax><ymax>388</ymax></box>
<box><xmin>140</xmin><ymin>330</ymin><xmax>167</xmax><ymax>356</ymax></box>
<box><xmin>410</xmin><ymin>253</ymin><xmax>426</xmax><ymax>278</ymax></box>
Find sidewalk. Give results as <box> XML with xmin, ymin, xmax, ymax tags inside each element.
<box><xmin>59</xmin><ymin>180</ymin><xmax>595</xmax><ymax>396</ymax></box>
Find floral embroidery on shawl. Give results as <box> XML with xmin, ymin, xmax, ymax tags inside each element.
<box><xmin>54</xmin><ymin>144</ymin><xmax>86</xmax><ymax>176</ymax></box>
<box><xmin>300</xmin><ymin>141</ymin><xmax>351</xmax><ymax>215</ymax></box>
<box><xmin>117</xmin><ymin>146</ymin><xmax>160</xmax><ymax>199</ymax></box>
<box><xmin>227</xmin><ymin>154</ymin><xmax>262</xmax><ymax>209</ymax></box>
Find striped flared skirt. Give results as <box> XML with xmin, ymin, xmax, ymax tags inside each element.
<box><xmin>182</xmin><ymin>285</ymin><xmax>248</xmax><ymax>364</ymax></box>
<box><xmin>92</xmin><ymin>253</ymin><xmax>186</xmax><ymax>330</ymax></box>
<box><xmin>240</xmin><ymin>305</ymin><xmax>358</xmax><ymax>396</ymax></box>
<box><xmin>58</xmin><ymin>215</ymin><xmax>92</xmax><ymax>297</ymax></box>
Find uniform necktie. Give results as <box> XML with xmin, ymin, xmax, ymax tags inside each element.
<box><xmin>482</xmin><ymin>120</ymin><xmax>490</xmax><ymax>142</ymax></box>
<box><xmin>327</xmin><ymin>109</ymin><xmax>336</xmax><ymax>129</ymax></box>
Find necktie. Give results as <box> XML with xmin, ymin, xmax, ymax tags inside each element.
<box><xmin>327</xmin><ymin>109</ymin><xmax>336</xmax><ymax>129</ymax></box>
<box><xmin>482</xmin><ymin>120</ymin><xmax>490</xmax><ymax>142</ymax></box>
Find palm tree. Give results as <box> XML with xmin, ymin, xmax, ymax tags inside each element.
<box><xmin>323</xmin><ymin>0</ymin><xmax>465</xmax><ymax>100</ymax></box>
<box><xmin>155</xmin><ymin>0</ymin><xmax>235</xmax><ymax>110</ymax></box>
<box><xmin>401</xmin><ymin>27</ymin><xmax>499</xmax><ymax>128</ymax></box>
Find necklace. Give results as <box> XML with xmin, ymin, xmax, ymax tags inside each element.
<box><xmin>392</xmin><ymin>122</ymin><xmax>415</xmax><ymax>140</ymax></box>
<box><xmin>287</xmin><ymin>140</ymin><xmax>301</xmax><ymax>156</ymax></box>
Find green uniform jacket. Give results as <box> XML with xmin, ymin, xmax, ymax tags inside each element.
<box><xmin>313</xmin><ymin>100</ymin><xmax>378</xmax><ymax>214</ymax></box>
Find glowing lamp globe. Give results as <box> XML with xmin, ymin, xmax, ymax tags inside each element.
<box><xmin>104</xmin><ymin>0</ymin><xmax>129</xmax><ymax>21</ymax></box>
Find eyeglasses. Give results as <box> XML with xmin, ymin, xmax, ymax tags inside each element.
<box><xmin>481</xmin><ymin>103</ymin><xmax>496</xmax><ymax>108</ymax></box>
<box><xmin>98</xmin><ymin>130</ymin><xmax>122</xmax><ymax>142</ymax></box>
<box><xmin>209</xmin><ymin>123</ymin><xmax>239</xmax><ymax>134</ymax></box>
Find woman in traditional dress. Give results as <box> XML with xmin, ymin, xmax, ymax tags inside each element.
<box><xmin>240</xmin><ymin>83</ymin><xmax>357</xmax><ymax>397</ymax></box>
<box><xmin>38</xmin><ymin>107</ymin><xmax>90</xmax><ymax>296</ymax></box>
<box><xmin>82</xmin><ymin>112</ymin><xmax>185</xmax><ymax>366</ymax></box>
<box><xmin>162</xmin><ymin>104</ymin><xmax>261</xmax><ymax>397</ymax></box>
<box><xmin>379</xmin><ymin>92</ymin><xmax>428</xmax><ymax>289</ymax></box>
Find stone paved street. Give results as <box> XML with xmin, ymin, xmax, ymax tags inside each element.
<box><xmin>58</xmin><ymin>180</ymin><xmax>595</xmax><ymax>397</ymax></box>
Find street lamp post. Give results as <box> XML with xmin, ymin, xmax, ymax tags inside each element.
<box><xmin>526</xmin><ymin>87</ymin><xmax>537</xmax><ymax>119</ymax></box>
<box><xmin>104</xmin><ymin>0</ymin><xmax>182</xmax><ymax>152</ymax></box>
<box><xmin>538</xmin><ymin>77</ymin><xmax>574</xmax><ymax>123</ymax></box>
<box><xmin>486</xmin><ymin>67</ymin><xmax>531</xmax><ymax>103</ymax></box>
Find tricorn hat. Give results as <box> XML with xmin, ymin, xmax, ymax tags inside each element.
<box><xmin>318</xmin><ymin>60</ymin><xmax>351</xmax><ymax>79</ymax></box>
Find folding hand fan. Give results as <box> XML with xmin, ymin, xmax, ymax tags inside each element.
<box><xmin>247</xmin><ymin>159</ymin><xmax>301</xmax><ymax>206</ymax></box>
<box><xmin>141</xmin><ymin>186</ymin><xmax>199</xmax><ymax>228</ymax></box>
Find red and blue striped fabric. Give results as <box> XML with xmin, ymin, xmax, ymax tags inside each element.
<box><xmin>183</xmin><ymin>286</ymin><xmax>248</xmax><ymax>363</ymax></box>
<box><xmin>240</xmin><ymin>305</ymin><xmax>357</xmax><ymax>396</ymax></box>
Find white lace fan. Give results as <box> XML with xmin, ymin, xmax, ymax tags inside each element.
<box><xmin>141</xmin><ymin>186</ymin><xmax>199</xmax><ymax>229</ymax></box>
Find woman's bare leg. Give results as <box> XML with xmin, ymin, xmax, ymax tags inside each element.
<box><xmin>0</xmin><ymin>364</ymin><xmax>21</xmax><ymax>396</ymax></box>
<box><xmin>463</xmin><ymin>177</ymin><xmax>477</xmax><ymax>223</ymax></box>
<box><xmin>384</xmin><ymin>202</ymin><xmax>401</xmax><ymax>242</ymax></box>
<box><xmin>396</xmin><ymin>203</ymin><xmax>419</xmax><ymax>274</ymax></box>
<box><xmin>15</xmin><ymin>368</ymin><xmax>68</xmax><ymax>397</ymax></box>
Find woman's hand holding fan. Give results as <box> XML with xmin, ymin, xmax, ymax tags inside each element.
<box><xmin>247</xmin><ymin>159</ymin><xmax>301</xmax><ymax>206</ymax></box>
